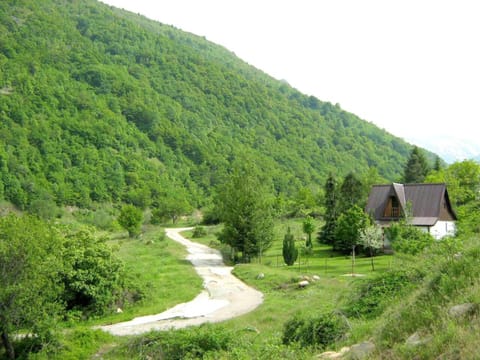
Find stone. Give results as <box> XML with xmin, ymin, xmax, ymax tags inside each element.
<box><xmin>448</xmin><ymin>303</ymin><xmax>478</xmax><ymax>318</ymax></box>
<box><xmin>405</xmin><ymin>332</ymin><xmax>431</xmax><ymax>347</ymax></box>
<box><xmin>405</xmin><ymin>332</ymin><xmax>421</xmax><ymax>347</ymax></box>
<box><xmin>298</xmin><ymin>280</ymin><xmax>309</xmax><ymax>288</ymax></box>
<box><xmin>256</xmin><ymin>273</ymin><xmax>265</xmax><ymax>280</ymax></box>
<box><xmin>116</xmin><ymin>308</ymin><xmax>123</xmax><ymax>313</ymax></box>
<box><xmin>312</xmin><ymin>275</ymin><xmax>321</xmax><ymax>281</ymax></box>
<box><xmin>317</xmin><ymin>347</ymin><xmax>350</xmax><ymax>359</ymax></box>
<box><xmin>347</xmin><ymin>341</ymin><xmax>375</xmax><ymax>360</ymax></box>
<box><xmin>243</xmin><ymin>326</ymin><xmax>260</xmax><ymax>333</ymax></box>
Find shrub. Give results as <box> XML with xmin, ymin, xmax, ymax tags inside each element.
<box><xmin>28</xmin><ymin>198</ymin><xmax>62</xmax><ymax>220</ymax></box>
<box><xmin>201</xmin><ymin>206</ymin><xmax>221</xmax><ymax>225</ymax></box>
<box><xmin>344</xmin><ymin>268</ymin><xmax>424</xmax><ymax>319</ymax></box>
<box><xmin>282</xmin><ymin>312</ymin><xmax>349</xmax><ymax>348</ymax></box>
<box><xmin>62</xmin><ymin>229</ymin><xmax>125</xmax><ymax>316</ymax></box>
<box><xmin>192</xmin><ymin>225</ymin><xmax>207</xmax><ymax>238</ymax></box>
<box><xmin>74</xmin><ymin>208</ymin><xmax>118</xmax><ymax>230</ymax></box>
<box><xmin>386</xmin><ymin>222</ymin><xmax>434</xmax><ymax>255</ymax></box>
<box><xmin>120</xmin><ymin>325</ymin><xmax>232</xmax><ymax>360</ymax></box>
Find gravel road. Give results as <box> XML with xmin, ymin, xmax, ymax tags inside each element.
<box><xmin>99</xmin><ymin>228</ymin><xmax>263</xmax><ymax>336</ymax></box>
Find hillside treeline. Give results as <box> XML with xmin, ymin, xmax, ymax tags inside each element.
<box><xmin>1</xmin><ymin>0</ymin><xmax>413</xmax><ymax>214</ymax></box>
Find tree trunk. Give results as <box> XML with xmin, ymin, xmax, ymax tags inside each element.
<box><xmin>370</xmin><ymin>247</ymin><xmax>375</xmax><ymax>271</ymax></box>
<box><xmin>1</xmin><ymin>331</ymin><xmax>15</xmax><ymax>360</ymax></box>
<box><xmin>351</xmin><ymin>245</ymin><xmax>356</xmax><ymax>276</ymax></box>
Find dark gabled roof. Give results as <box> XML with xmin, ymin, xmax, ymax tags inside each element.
<box><xmin>365</xmin><ymin>183</ymin><xmax>457</xmax><ymax>225</ymax></box>
<box><xmin>392</xmin><ymin>182</ymin><xmax>406</xmax><ymax>209</ymax></box>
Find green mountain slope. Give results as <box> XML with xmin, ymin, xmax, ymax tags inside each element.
<box><xmin>1</xmin><ymin>0</ymin><xmax>414</xmax><ymax>211</ymax></box>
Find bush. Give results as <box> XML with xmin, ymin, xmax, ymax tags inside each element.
<box><xmin>62</xmin><ymin>229</ymin><xmax>125</xmax><ymax>316</ymax></box>
<box><xmin>192</xmin><ymin>225</ymin><xmax>207</xmax><ymax>238</ymax></box>
<box><xmin>73</xmin><ymin>207</ymin><xmax>118</xmax><ymax>231</ymax></box>
<box><xmin>28</xmin><ymin>198</ymin><xmax>62</xmax><ymax>220</ymax></box>
<box><xmin>343</xmin><ymin>268</ymin><xmax>424</xmax><ymax>319</ymax></box>
<box><xmin>201</xmin><ymin>206</ymin><xmax>221</xmax><ymax>225</ymax></box>
<box><xmin>282</xmin><ymin>312</ymin><xmax>349</xmax><ymax>348</ymax></box>
<box><xmin>387</xmin><ymin>223</ymin><xmax>434</xmax><ymax>255</ymax></box>
<box><xmin>120</xmin><ymin>325</ymin><xmax>232</xmax><ymax>360</ymax></box>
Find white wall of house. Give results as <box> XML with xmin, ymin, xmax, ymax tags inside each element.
<box><xmin>430</xmin><ymin>221</ymin><xmax>456</xmax><ymax>239</ymax></box>
<box><xmin>381</xmin><ymin>220</ymin><xmax>456</xmax><ymax>251</ymax></box>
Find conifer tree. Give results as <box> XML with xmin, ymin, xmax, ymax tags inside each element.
<box><xmin>433</xmin><ymin>155</ymin><xmax>442</xmax><ymax>172</ymax></box>
<box><xmin>282</xmin><ymin>227</ymin><xmax>298</xmax><ymax>266</ymax></box>
<box><xmin>318</xmin><ymin>174</ymin><xmax>338</xmax><ymax>245</ymax></box>
<box><xmin>404</xmin><ymin>146</ymin><xmax>430</xmax><ymax>183</ymax></box>
<box><xmin>338</xmin><ymin>172</ymin><xmax>364</xmax><ymax>214</ymax></box>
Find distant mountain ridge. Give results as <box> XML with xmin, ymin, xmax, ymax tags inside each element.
<box><xmin>0</xmin><ymin>0</ymin><xmax>428</xmax><ymax>211</ymax></box>
<box><xmin>408</xmin><ymin>136</ymin><xmax>480</xmax><ymax>163</ymax></box>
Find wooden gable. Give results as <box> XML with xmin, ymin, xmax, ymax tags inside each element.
<box><xmin>366</xmin><ymin>183</ymin><xmax>457</xmax><ymax>226</ymax></box>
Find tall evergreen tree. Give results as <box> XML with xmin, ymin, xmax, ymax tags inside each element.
<box><xmin>318</xmin><ymin>174</ymin><xmax>338</xmax><ymax>245</ymax></box>
<box><xmin>433</xmin><ymin>155</ymin><xmax>443</xmax><ymax>172</ymax></box>
<box><xmin>282</xmin><ymin>227</ymin><xmax>298</xmax><ymax>266</ymax></box>
<box><xmin>338</xmin><ymin>172</ymin><xmax>364</xmax><ymax>214</ymax></box>
<box><xmin>404</xmin><ymin>146</ymin><xmax>430</xmax><ymax>183</ymax></box>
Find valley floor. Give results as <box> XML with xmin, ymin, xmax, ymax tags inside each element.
<box><xmin>98</xmin><ymin>227</ymin><xmax>263</xmax><ymax>335</ymax></box>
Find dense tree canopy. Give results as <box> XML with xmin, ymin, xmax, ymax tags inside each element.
<box><xmin>0</xmin><ymin>0</ymin><xmax>427</xmax><ymax>212</ymax></box>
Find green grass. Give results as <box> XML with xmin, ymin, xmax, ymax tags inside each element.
<box><xmin>103</xmin><ymin>219</ymin><xmax>392</xmax><ymax>359</ymax></box>
<box><xmin>22</xmin><ymin>216</ymin><xmax>480</xmax><ymax>360</ymax></box>
<box><xmin>253</xmin><ymin>218</ymin><xmax>393</xmax><ymax>278</ymax></box>
<box><xmin>91</xmin><ymin>225</ymin><xmax>203</xmax><ymax>326</ymax></box>
<box><xmin>34</xmin><ymin>219</ymin><xmax>402</xmax><ymax>359</ymax></box>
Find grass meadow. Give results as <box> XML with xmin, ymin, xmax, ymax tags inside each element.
<box><xmin>28</xmin><ymin>218</ymin><xmax>401</xmax><ymax>359</ymax></box>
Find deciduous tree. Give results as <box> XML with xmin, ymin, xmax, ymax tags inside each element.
<box><xmin>0</xmin><ymin>215</ymin><xmax>63</xmax><ymax>360</ymax></box>
<box><xmin>215</xmin><ymin>158</ymin><xmax>274</xmax><ymax>263</ymax></box>
<box><xmin>360</xmin><ymin>224</ymin><xmax>383</xmax><ymax>270</ymax></box>
<box><xmin>118</xmin><ymin>204</ymin><xmax>143</xmax><ymax>237</ymax></box>
<box><xmin>334</xmin><ymin>205</ymin><xmax>369</xmax><ymax>254</ymax></box>
<box><xmin>302</xmin><ymin>216</ymin><xmax>315</xmax><ymax>250</ymax></box>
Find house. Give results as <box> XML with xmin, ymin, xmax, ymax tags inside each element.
<box><xmin>365</xmin><ymin>183</ymin><xmax>457</xmax><ymax>243</ymax></box>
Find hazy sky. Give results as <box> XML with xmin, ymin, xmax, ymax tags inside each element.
<box><xmin>101</xmin><ymin>0</ymin><xmax>479</xmax><ymax>158</ymax></box>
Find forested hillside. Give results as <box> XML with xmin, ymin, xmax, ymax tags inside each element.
<box><xmin>1</xmin><ymin>0</ymin><xmax>415</xmax><ymax>212</ymax></box>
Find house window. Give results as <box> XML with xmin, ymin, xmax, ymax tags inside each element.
<box><xmin>383</xmin><ymin>196</ymin><xmax>400</xmax><ymax>218</ymax></box>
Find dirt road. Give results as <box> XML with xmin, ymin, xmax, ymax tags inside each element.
<box><xmin>99</xmin><ymin>228</ymin><xmax>263</xmax><ymax>336</ymax></box>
